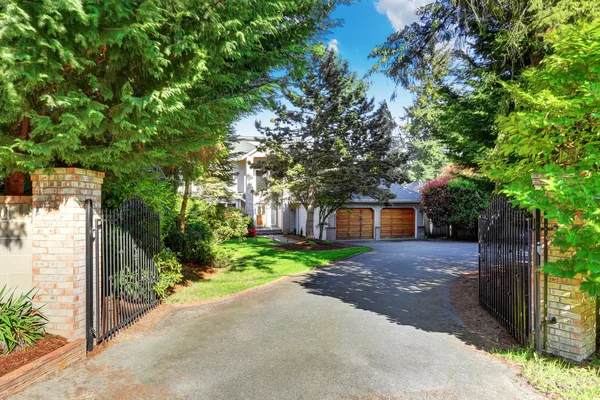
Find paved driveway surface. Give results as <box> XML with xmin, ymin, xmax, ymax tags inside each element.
<box><xmin>14</xmin><ymin>241</ymin><xmax>540</xmax><ymax>400</ymax></box>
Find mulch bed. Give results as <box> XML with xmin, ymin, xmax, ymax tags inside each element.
<box><xmin>0</xmin><ymin>335</ymin><xmax>68</xmax><ymax>377</ymax></box>
<box><xmin>450</xmin><ymin>270</ymin><xmax>521</xmax><ymax>352</ymax></box>
<box><xmin>277</xmin><ymin>240</ymin><xmax>360</xmax><ymax>251</ymax></box>
<box><xmin>172</xmin><ymin>262</ymin><xmax>217</xmax><ymax>291</ymax></box>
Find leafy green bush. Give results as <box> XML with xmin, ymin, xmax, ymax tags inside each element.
<box><xmin>205</xmin><ymin>205</ymin><xmax>251</xmax><ymax>244</ymax></box>
<box><xmin>212</xmin><ymin>247</ymin><xmax>235</xmax><ymax>269</ymax></box>
<box><xmin>447</xmin><ymin>178</ymin><xmax>492</xmax><ymax>233</ymax></box>
<box><xmin>154</xmin><ymin>249</ymin><xmax>184</xmax><ymax>298</ymax></box>
<box><xmin>166</xmin><ymin>220</ymin><xmax>215</xmax><ymax>265</ymax></box>
<box><xmin>0</xmin><ymin>286</ymin><xmax>47</xmax><ymax>354</ymax></box>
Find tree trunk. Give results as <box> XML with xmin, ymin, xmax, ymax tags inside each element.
<box><xmin>179</xmin><ymin>178</ymin><xmax>191</xmax><ymax>232</ymax></box>
<box><xmin>318</xmin><ymin>219</ymin><xmax>324</xmax><ymax>241</ymax></box>
<box><xmin>305</xmin><ymin>184</ymin><xmax>316</xmax><ymax>239</ymax></box>
<box><xmin>5</xmin><ymin>118</ymin><xmax>30</xmax><ymax>196</ymax></box>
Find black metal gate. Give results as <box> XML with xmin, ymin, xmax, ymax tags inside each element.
<box><xmin>478</xmin><ymin>197</ymin><xmax>535</xmax><ymax>345</ymax></box>
<box><xmin>86</xmin><ymin>197</ymin><xmax>161</xmax><ymax>351</ymax></box>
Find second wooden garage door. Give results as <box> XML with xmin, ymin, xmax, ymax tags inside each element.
<box><xmin>336</xmin><ymin>208</ymin><xmax>374</xmax><ymax>239</ymax></box>
<box><xmin>380</xmin><ymin>208</ymin><xmax>415</xmax><ymax>239</ymax></box>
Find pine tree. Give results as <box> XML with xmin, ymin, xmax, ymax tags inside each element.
<box><xmin>255</xmin><ymin>50</ymin><xmax>404</xmax><ymax>239</ymax></box>
<box><xmin>0</xmin><ymin>0</ymin><xmax>340</xmax><ymax>194</ymax></box>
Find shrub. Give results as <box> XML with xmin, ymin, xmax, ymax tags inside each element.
<box><xmin>154</xmin><ymin>249</ymin><xmax>184</xmax><ymax>298</ymax></box>
<box><xmin>0</xmin><ymin>286</ymin><xmax>47</xmax><ymax>354</ymax></box>
<box><xmin>165</xmin><ymin>220</ymin><xmax>215</xmax><ymax>265</ymax></box>
<box><xmin>447</xmin><ymin>178</ymin><xmax>492</xmax><ymax>233</ymax></box>
<box><xmin>212</xmin><ymin>247</ymin><xmax>235</xmax><ymax>269</ymax></box>
<box><xmin>246</xmin><ymin>218</ymin><xmax>257</xmax><ymax>238</ymax></box>
<box><xmin>205</xmin><ymin>205</ymin><xmax>251</xmax><ymax>244</ymax></box>
<box><xmin>420</xmin><ymin>177</ymin><xmax>453</xmax><ymax>227</ymax></box>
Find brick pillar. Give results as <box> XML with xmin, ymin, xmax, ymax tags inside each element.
<box><xmin>30</xmin><ymin>168</ymin><xmax>104</xmax><ymax>340</ymax></box>
<box><xmin>542</xmin><ymin>220</ymin><xmax>597</xmax><ymax>362</ymax></box>
<box><xmin>545</xmin><ymin>274</ymin><xmax>596</xmax><ymax>361</ymax></box>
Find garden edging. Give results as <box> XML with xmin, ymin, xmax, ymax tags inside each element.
<box><xmin>0</xmin><ymin>339</ymin><xmax>85</xmax><ymax>399</ymax></box>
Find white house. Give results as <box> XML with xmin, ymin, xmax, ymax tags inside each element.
<box><xmin>196</xmin><ymin>136</ymin><xmax>425</xmax><ymax>239</ymax></box>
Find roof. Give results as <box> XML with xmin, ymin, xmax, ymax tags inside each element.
<box><xmin>351</xmin><ymin>183</ymin><xmax>422</xmax><ymax>203</ymax></box>
<box><xmin>233</xmin><ymin>140</ymin><xmax>257</xmax><ymax>157</ymax></box>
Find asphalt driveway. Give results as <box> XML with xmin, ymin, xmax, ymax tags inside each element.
<box><xmin>13</xmin><ymin>241</ymin><xmax>540</xmax><ymax>400</ymax></box>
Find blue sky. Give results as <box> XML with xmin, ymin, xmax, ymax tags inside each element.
<box><xmin>234</xmin><ymin>0</ymin><xmax>426</xmax><ymax>136</ymax></box>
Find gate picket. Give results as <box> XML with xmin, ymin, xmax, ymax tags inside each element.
<box><xmin>86</xmin><ymin>197</ymin><xmax>160</xmax><ymax>350</ymax></box>
<box><xmin>478</xmin><ymin>197</ymin><xmax>533</xmax><ymax>345</ymax></box>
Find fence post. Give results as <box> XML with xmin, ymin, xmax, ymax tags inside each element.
<box><xmin>85</xmin><ymin>199</ymin><xmax>94</xmax><ymax>351</ymax></box>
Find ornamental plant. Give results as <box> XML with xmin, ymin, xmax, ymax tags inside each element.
<box><xmin>154</xmin><ymin>248</ymin><xmax>184</xmax><ymax>298</ymax></box>
<box><xmin>420</xmin><ymin>177</ymin><xmax>453</xmax><ymax>227</ymax></box>
<box><xmin>483</xmin><ymin>21</ymin><xmax>600</xmax><ymax>295</ymax></box>
<box><xmin>0</xmin><ymin>286</ymin><xmax>47</xmax><ymax>354</ymax></box>
<box><xmin>447</xmin><ymin>178</ymin><xmax>492</xmax><ymax>234</ymax></box>
<box><xmin>205</xmin><ymin>205</ymin><xmax>251</xmax><ymax>244</ymax></box>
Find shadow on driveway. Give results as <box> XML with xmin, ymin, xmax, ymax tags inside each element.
<box><xmin>296</xmin><ymin>240</ymin><xmax>483</xmax><ymax>343</ymax></box>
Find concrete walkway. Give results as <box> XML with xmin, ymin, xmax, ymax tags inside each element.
<box><xmin>14</xmin><ymin>241</ymin><xmax>541</xmax><ymax>400</ymax></box>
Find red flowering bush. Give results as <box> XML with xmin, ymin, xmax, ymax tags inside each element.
<box><xmin>420</xmin><ymin>177</ymin><xmax>453</xmax><ymax>227</ymax></box>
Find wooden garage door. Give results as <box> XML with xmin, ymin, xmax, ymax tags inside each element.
<box><xmin>336</xmin><ymin>208</ymin><xmax>374</xmax><ymax>239</ymax></box>
<box><xmin>380</xmin><ymin>208</ymin><xmax>415</xmax><ymax>239</ymax></box>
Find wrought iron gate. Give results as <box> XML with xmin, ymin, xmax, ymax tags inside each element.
<box><xmin>478</xmin><ymin>197</ymin><xmax>535</xmax><ymax>345</ymax></box>
<box><xmin>86</xmin><ymin>197</ymin><xmax>161</xmax><ymax>351</ymax></box>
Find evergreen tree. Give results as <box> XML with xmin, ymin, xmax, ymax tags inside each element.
<box><xmin>0</xmin><ymin>0</ymin><xmax>342</xmax><ymax>194</ymax></box>
<box><xmin>255</xmin><ymin>50</ymin><xmax>404</xmax><ymax>239</ymax></box>
<box><xmin>370</xmin><ymin>0</ymin><xmax>600</xmax><ymax>168</ymax></box>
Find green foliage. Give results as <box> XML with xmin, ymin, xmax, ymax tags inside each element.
<box><xmin>166</xmin><ymin>220</ymin><xmax>214</xmax><ymax>265</ymax></box>
<box><xmin>404</xmin><ymin>139</ymin><xmax>449</xmax><ymax>182</ymax></box>
<box><xmin>0</xmin><ymin>286</ymin><xmax>47</xmax><ymax>355</ymax></box>
<box><xmin>370</xmin><ymin>0</ymin><xmax>600</xmax><ymax>169</ymax></box>
<box><xmin>0</xmin><ymin>0</ymin><xmax>340</xmax><ymax>177</ymax></box>
<box><xmin>204</xmin><ymin>205</ymin><xmax>251</xmax><ymax>245</ymax></box>
<box><xmin>483</xmin><ymin>21</ymin><xmax>600</xmax><ymax>295</ymax></box>
<box><xmin>102</xmin><ymin>169</ymin><xmax>178</xmax><ymax>240</ymax></box>
<box><xmin>421</xmin><ymin>177</ymin><xmax>492</xmax><ymax>233</ymax></box>
<box><xmin>308</xmin><ymin>240</ymin><xmax>317</xmax><ymax>246</ymax></box>
<box><xmin>212</xmin><ymin>247</ymin><xmax>234</xmax><ymax>269</ymax></box>
<box><xmin>447</xmin><ymin>178</ymin><xmax>492</xmax><ymax>232</ymax></box>
<box><xmin>166</xmin><ymin>198</ymin><xmax>250</xmax><ymax>265</ymax></box>
<box><xmin>256</xmin><ymin>51</ymin><xmax>404</xmax><ymax>239</ymax></box>
<box><xmin>154</xmin><ymin>248</ymin><xmax>183</xmax><ymax>298</ymax></box>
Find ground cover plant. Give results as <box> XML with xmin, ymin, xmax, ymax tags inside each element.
<box><xmin>167</xmin><ymin>238</ymin><xmax>369</xmax><ymax>304</ymax></box>
<box><xmin>0</xmin><ymin>287</ymin><xmax>47</xmax><ymax>354</ymax></box>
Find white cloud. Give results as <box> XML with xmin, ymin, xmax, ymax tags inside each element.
<box><xmin>326</xmin><ymin>38</ymin><xmax>340</xmax><ymax>53</ymax></box>
<box><xmin>375</xmin><ymin>0</ymin><xmax>430</xmax><ymax>31</ymax></box>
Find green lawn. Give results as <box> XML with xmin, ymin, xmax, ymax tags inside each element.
<box><xmin>167</xmin><ymin>238</ymin><xmax>369</xmax><ymax>304</ymax></box>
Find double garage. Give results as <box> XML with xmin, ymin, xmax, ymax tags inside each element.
<box><xmin>335</xmin><ymin>207</ymin><xmax>416</xmax><ymax>240</ymax></box>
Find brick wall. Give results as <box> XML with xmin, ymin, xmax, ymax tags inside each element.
<box><xmin>0</xmin><ymin>196</ymin><xmax>33</xmax><ymax>296</ymax></box>
<box><xmin>30</xmin><ymin>168</ymin><xmax>104</xmax><ymax>340</ymax></box>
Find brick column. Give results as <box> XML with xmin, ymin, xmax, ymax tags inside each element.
<box><xmin>30</xmin><ymin>168</ymin><xmax>104</xmax><ymax>340</ymax></box>
<box><xmin>545</xmin><ymin>274</ymin><xmax>596</xmax><ymax>361</ymax></box>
